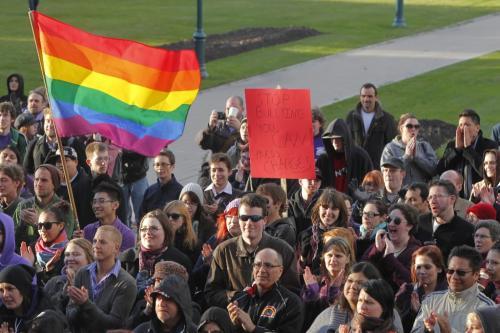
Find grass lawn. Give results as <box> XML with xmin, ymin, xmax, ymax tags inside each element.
<box><xmin>1</xmin><ymin>0</ymin><xmax>499</xmax><ymax>91</ymax></box>
<box><xmin>321</xmin><ymin>51</ymin><xmax>500</xmax><ymax>154</ymax></box>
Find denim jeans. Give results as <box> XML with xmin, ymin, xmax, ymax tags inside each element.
<box><xmin>122</xmin><ymin>176</ymin><xmax>148</xmax><ymax>226</ymax></box>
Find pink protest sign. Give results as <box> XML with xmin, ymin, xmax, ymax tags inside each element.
<box><xmin>245</xmin><ymin>88</ymin><xmax>315</xmax><ymax>179</ymax></box>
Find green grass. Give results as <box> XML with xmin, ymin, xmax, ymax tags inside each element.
<box><xmin>1</xmin><ymin>0</ymin><xmax>499</xmax><ymax>91</ymax></box>
<box><xmin>321</xmin><ymin>51</ymin><xmax>500</xmax><ymax>149</ymax></box>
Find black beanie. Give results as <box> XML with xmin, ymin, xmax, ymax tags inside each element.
<box><xmin>0</xmin><ymin>264</ymin><xmax>36</xmax><ymax>297</ymax></box>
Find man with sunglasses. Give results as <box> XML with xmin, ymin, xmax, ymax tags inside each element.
<box><xmin>227</xmin><ymin>248</ymin><xmax>303</xmax><ymax>333</ymax></box>
<box><xmin>205</xmin><ymin>193</ymin><xmax>299</xmax><ymax>308</ymax></box>
<box><xmin>411</xmin><ymin>245</ymin><xmax>494</xmax><ymax>333</ymax></box>
<box><xmin>83</xmin><ymin>182</ymin><xmax>135</xmax><ymax>252</ymax></box>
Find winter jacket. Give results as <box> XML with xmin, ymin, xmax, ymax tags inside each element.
<box><xmin>411</xmin><ymin>284</ymin><xmax>494</xmax><ymax>333</ymax></box>
<box><xmin>139</xmin><ymin>175</ymin><xmax>183</xmax><ymax>219</ymax></box>
<box><xmin>0</xmin><ymin>73</ymin><xmax>27</xmax><ymax>116</ymax></box>
<box><xmin>197</xmin><ymin>123</ymin><xmax>240</xmax><ymax>154</ymax></box>
<box><xmin>264</xmin><ymin>217</ymin><xmax>296</xmax><ymax>248</ymax></box>
<box><xmin>381</xmin><ymin>135</ymin><xmax>437</xmax><ymax>185</ymax></box>
<box><xmin>436</xmin><ymin>130</ymin><xmax>498</xmax><ymax>198</ymax></box>
<box><xmin>0</xmin><ymin>212</ymin><xmax>31</xmax><ymax>270</ymax></box>
<box><xmin>133</xmin><ymin>275</ymin><xmax>197</xmax><ymax>333</ymax></box>
<box><xmin>316</xmin><ymin>119</ymin><xmax>373</xmax><ymax>195</ymax></box>
<box><xmin>231</xmin><ymin>284</ymin><xmax>304</xmax><ymax>333</ymax></box>
<box><xmin>121</xmin><ymin>150</ymin><xmax>149</xmax><ymax>184</ymax></box>
<box><xmin>346</xmin><ymin>102</ymin><xmax>398</xmax><ymax>169</ymax></box>
<box><xmin>57</xmin><ymin>167</ymin><xmax>93</xmax><ymax>228</ymax></box>
<box><xmin>205</xmin><ymin>233</ymin><xmax>300</xmax><ymax>308</ymax></box>
<box><xmin>287</xmin><ymin>189</ymin><xmax>322</xmax><ymax>236</ymax></box>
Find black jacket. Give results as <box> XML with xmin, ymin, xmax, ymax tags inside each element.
<box><xmin>436</xmin><ymin>130</ymin><xmax>498</xmax><ymax>198</ymax></box>
<box><xmin>121</xmin><ymin>150</ymin><xmax>148</xmax><ymax>184</ymax></box>
<box><xmin>231</xmin><ymin>284</ymin><xmax>304</xmax><ymax>333</ymax></box>
<box><xmin>57</xmin><ymin>167</ymin><xmax>93</xmax><ymax>228</ymax></box>
<box><xmin>415</xmin><ymin>213</ymin><xmax>474</xmax><ymax>260</ymax></box>
<box><xmin>139</xmin><ymin>175</ymin><xmax>183</xmax><ymax>219</ymax></box>
<box><xmin>264</xmin><ymin>217</ymin><xmax>296</xmax><ymax>248</ymax></box>
<box><xmin>316</xmin><ymin>119</ymin><xmax>373</xmax><ymax>195</ymax></box>
<box><xmin>346</xmin><ymin>102</ymin><xmax>397</xmax><ymax>169</ymax></box>
<box><xmin>287</xmin><ymin>189</ymin><xmax>321</xmax><ymax>236</ymax></box>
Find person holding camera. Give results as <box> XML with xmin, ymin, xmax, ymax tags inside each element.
<box><xmin>197</xmin><ymin>96</ymin><xmax>245</xmax><ymax>154</ymax></box>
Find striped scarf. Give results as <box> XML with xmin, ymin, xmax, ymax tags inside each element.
<box><xmin>35</xmin><ymin>230</ymin><xmax>68</xmax><ymax>268</ymax></box>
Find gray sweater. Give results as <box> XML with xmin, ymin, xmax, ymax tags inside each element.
<box><xmin>66</xmin><ymin>263</ymin><xmax>137</xmax><ymax>333</ymax></box>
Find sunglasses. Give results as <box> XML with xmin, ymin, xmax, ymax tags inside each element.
<box><xmin>239</xmin><ymin>215</ymin><xmax>263</xmax><ymax>222</ymax></box>
<box><xmin>37</xmin><ymin>222</ymin><xmax>62</xmax><ymax>230</ymax></box>
<box><xmin>446</xmin><ymin>268</ymin><xmax>472</xmax><ymax>277</ymax></box>
<box><xmin>166</xmin><ymin>213</ymin><xmax>181</xmax><ymax>220</ymax></box>
<box><xmin>386</xmin><ymin>217</ymin><xmax>402</xmax><ymax>225</ymax></box>
<box><xmin>405</xmin><ymin>124</ymin><xmax>421</xmax><ymax>129</ymax></box>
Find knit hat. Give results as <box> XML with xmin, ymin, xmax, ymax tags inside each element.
<box><xmin>0</xmin><ymin>264</ymin><xmax>36</xmax><ymax>298</ymax></box>
<box><xmin>37</xmin><ymin>164</ymin><xmax>61</xmax><ymax>190</ymax></box>
<box><xmin>179</xmin><ymin>182</ymin><xmax>204</xmax><ymax>205</ymax></box>
<box><xmin>224</xmin><ymin>198</ymin><xmax>241</xmax><ymax>216</ymax></box>
<box><xmin>467</xmin><ymin>203</ymin><xmax>497</xmax><ymax>220</ymax></box>
<box><xmin>30</xmin><ymin>309</ymin><xmax>69</xmax><ymax>333</ymax></box>
<box><xmin>152</xmin><ymin>260</ymin><xmax>189</xmax><ymax>282</ymax></box>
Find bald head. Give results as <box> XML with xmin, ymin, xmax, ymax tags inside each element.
<box><xmin>440</xmin><ymin>170</ymin><xmax>463</xmax><ymax>192</ymax></box>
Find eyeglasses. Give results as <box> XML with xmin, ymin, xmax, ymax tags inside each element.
<box><xmin>92</xmin><ymin>199</ymin><xmax>115</xmax><ymax>205</ymax></box>
<box><xmin>166</xmin><ymin>213</ymin><xmax>181</xmax><ymax>220</ymax></box>
<box><xmin>140</xmin><ymin>226</ymin><xmax>161</xmax><ymax>233</ymax></box>
<box><xmin>154</xmin><ymin>162</ymin><xmax>172</xmax><ymax>167</ymax></box>
<box><xmin>182</xmin><ymin>201</ymin><xmax>197</xmax><ymax>207</ymax></box>
<box><xmin>446</xmin><ymin>268</ymin><xmax>473</xmax><ymax>277</ymax></box>
<box><xmin>386</xmin><ymin>217</ymin><xmax>402</xmax><ymax>225</ymax></box>
<box><xmin>362</xmin><ymin>211</ymin><xmax>381</xmax><ymax>218</ymax></box>
<box><xmin>405</xmin><ymin>124</ymin><xmax>421</xmax><ymax>130</ymax></box>
<box><xmin>252</xmin><ymin>262</ymin><xmax>282</xmax><ymax>270</ymax></box>
<box><xmin>239</xmin><ymin>215</ymin><xmax>263</xmax><ymax>222</ymax></box>
<box><xmin>37</xmin><ymin>222</ymin><xmax>62</xmax><ymax>230</ymax></box>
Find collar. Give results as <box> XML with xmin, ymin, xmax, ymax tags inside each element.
<box><xmin>448</xmin><ymin>283</ymin><xmax>480</xmax><ymax>300</ymax></box>
<box><xmin>87</xmin><ymin>258</ymin><xmax>122</xmax><ymax>278</ymax></box>
<box><xmin>61</xmin><ymin>170</ymin><xmax>79</xmax><ymax>186</ymax></box>
<box><xmin>205</xmin><ymin>182</ymin><xmax>233</xmax><ymax>195</ymax></box>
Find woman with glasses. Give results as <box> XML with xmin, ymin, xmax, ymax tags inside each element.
<box><xmin>20</xmin><ymin>201</ymin><xmax>70</xmax><ymax>284</ymax></box>
<box><xmin>298</xmin><ymin>189</ymin><xmax>349</xmax><ymax>275</ymax></box>
<box><xmin>120</xmin><ymin>209</ymin><xmax>192</xmax><ymax>295</ymax></box>
<box><xmin>179</xmin><ymin>183</ymin><xmax>216</xmax><ymax>245</ymax></box>
<box><xmin>356</xmin><ymin>199</ymin><xmax>387</xmax><ymax>259</ymax></box>
<box><xmin>395</xmin><ymin>245</ymin><xmax>447</xmax><ymax>332</ymax></box>
<box><xmin>164</xmin><ymin>200</ymin><xmax>200</xmax><ymax>265</ymax></box>
<box><xmin>363</xmin><ymin>204</ymin><xmax>421</xmax><ymax>291</ymax></box>
<box><xmin>351</xmin><ymin>170</ymin><xmax>384</xmax><ymax>226</ymax></box>
<box><xmin>381</xmin><ymin>113</ymin><xmax>437</xmax><ymax>185</ymax></box>
<box><xmin>308</xmin><ymin>262</ymin><xmax>403</xmax><ymax>333</ymax></box>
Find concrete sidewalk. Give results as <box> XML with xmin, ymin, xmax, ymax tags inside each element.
<box><xmin>160</xmin><ymin>13</ymin><xmax>500</xmax><ymax>184</ymax></box>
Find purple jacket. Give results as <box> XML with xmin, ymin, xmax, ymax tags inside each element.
<box><xmin>83</xmin><ymin>217</ymin><xmax>136</xmax><ymax>252</ymax></box>
<box><xmin>0</xmin><ymin>212</ymin><xmax>31</xmax><ymax>270</ymax></box>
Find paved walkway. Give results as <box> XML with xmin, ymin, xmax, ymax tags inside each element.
<box><xmin>154</xmin><ymin>13</ymin><xmax>500</xmax><ymax>184</ymax></box>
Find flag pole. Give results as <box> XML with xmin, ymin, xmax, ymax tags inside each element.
<box><xmin>28</xmin><ymin>10</ymin><xmax>81</xmax><ymax>231</ymax></box>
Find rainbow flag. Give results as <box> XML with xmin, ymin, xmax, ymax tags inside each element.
<box><xmin>31</xmin><ymin>11</ymin><xmax>200</xmax><ymax>156</ymax></box>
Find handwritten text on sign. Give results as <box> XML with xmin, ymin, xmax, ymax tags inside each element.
<box><xmin>245</xmin><ymin>88</ymin><xmax>315</xmax><ymax>179</ymax></box>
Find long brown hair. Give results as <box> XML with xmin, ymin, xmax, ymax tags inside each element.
<box><xmin>311</xmin><ymin>189</ymin><xmax>348</xmax><ymax>228</ymax></box>
<box><xmin>482</xmin><ymin>149</ymin><xmax>500</xmax><ymax>187</ymax></box>
<box><xmin>164</xmin><ymin>200</ymin><xmax>197</xmax><ymax>250</ymax></box>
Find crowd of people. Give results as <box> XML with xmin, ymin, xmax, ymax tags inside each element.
<box><xmin>0</xmin><ymin>75</ymin><xmax>499</xmax><ymax>333</ymax></box>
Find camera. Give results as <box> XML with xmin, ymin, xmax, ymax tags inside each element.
<box><xmin>228</xmin><ymin>107</ymin><xmax>239</xmax><ymax>118</ymax></box>
<box><xmin>217</xmin><ymin>112</ymin><xmax>226</xmax><ymax>120</ymax></box>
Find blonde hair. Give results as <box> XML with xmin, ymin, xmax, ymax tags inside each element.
<box><xmin>322</xmin><ymin>228</ymin><xmax>356</xmax><ymax>262</ymax></box>
<box><xmin>164</xmin><ymin>200</ymin><xmax>197</xmax><ymax>250</ymax></box>
<box><xmin>96</xmin><ymin>225</ymin><xmax>123</xmax><ymax>248</ymax></box>
<box><xmin>66</xmin><ymin>238</ymin><xmax>93</xmax><ymax>265</ymax></box>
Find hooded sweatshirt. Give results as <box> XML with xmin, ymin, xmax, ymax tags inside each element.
<box><xmin>0</xmin><ymin>73</ymin><xmax>27</xmax><ymax>116</ymax></box>
<box><xmin>134</xmin><ymin>275</ymin><xmax>197</xmax><ymax>333</ymax></box>
<box><xmin>316</xmin><ymin>119</ymin><xmax>373</xmax><ymax>195</ymax></box>
<box><xmin>198</xmin><ymin>306</ymin><xmax>233</xmax><ymax>333</ymax></box>
<box><xmin>476</xmin><ymin>305</ymin><xmax>500</xmax><ymax>333</ymax></box>
<box><xmin>0</xmin><ymin>212</ymin><xmax>31</xmax><ymax>271</ymax></box>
